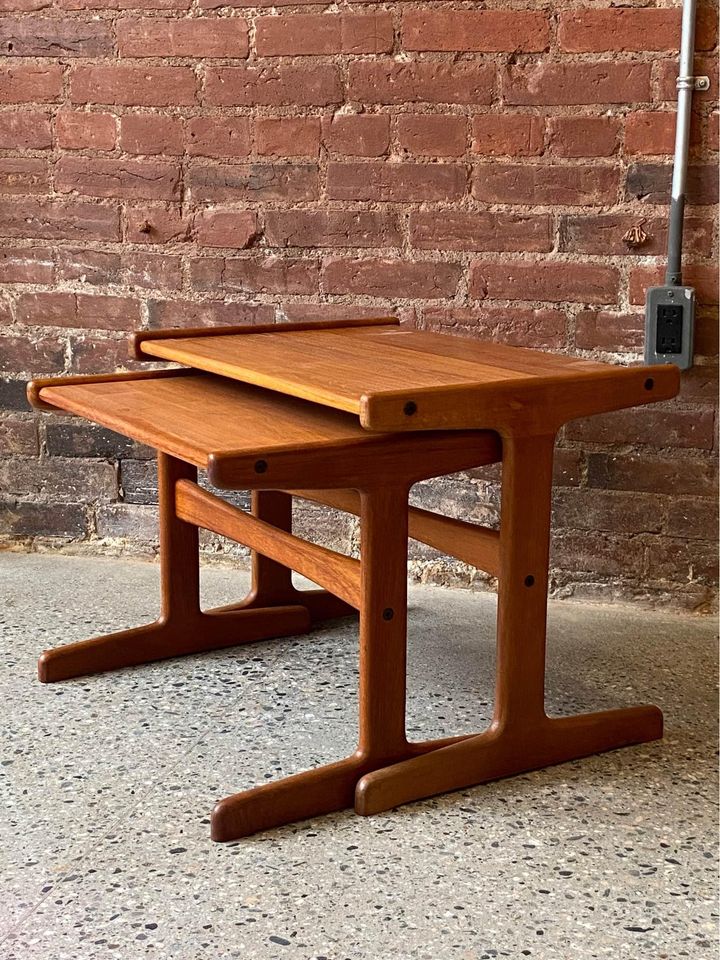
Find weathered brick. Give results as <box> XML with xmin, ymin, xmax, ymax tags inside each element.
<box><xmin>625</xmin><ymin>112</ymin><xmax>676</xmax><ymax>155</ymax></box>
<box><xmin>69</xmin><ymin>335</ymin><xmax>142</xmax><ymax>373</ymax></box>
<box><xmin>559</xmin><ymin>214</ymin><xmax>712</xmax><ymax>257</ymax></box>
<box><xmin>566</xmin><ymin>408</ymin><xmax>716</xmax><ymax>450</ymax></box>
<box><xmin>643</xmin><ymin>536</ymin><xmax>718</xmax><ymax>585</ymax></box>
<box><xmin>503</xmin><ymin>62</ymin><xmax>651</xmax><ymax>105</ymax></box>
<box><xmin>186</xmin><ymin>117</ymin><xmax>250</xmax><ymax>159</ymax></box>
<box><xmin>0</xmin><ymin>158</ymin><xmax>49</xmax><ymax>195</ymax></box>
<box><xmin>265</xmin><ymin>210</ymin><xmax>401</xmax><ymax>248</ymax></box>
<box><xmin>56</xmin><ymin>111</ymin><xmax>116</xmax><ymax>150</ymax></box>
<box><xmin>147</xmin><ymin>298</ymin><xmax>274</xmax><ymax>328</ymax></box>
<box><xmin>59</xmin><ymin>0</ymin><xmax>190</xmax><ymax>9</ymax></box>
<box><xmin>551</xmin><ymin>531</ymin><xmax>644</xmax><ymax>577</ymax></box>
<box><xmin>0</xmin><ymin>199</ymin><xmax>121</xmax><ymax>240</ymax></box>
<box><xmin>472</xmin><ymin>114</ymin><xmax>544</xmax><ymax>156</ymax></box>
<box><xmin>16</xmin><ymin>292</ymin><xmax>141</xmax><ymax>329</ymax></box>
<box><xmin>119</xmin><ymin>114</ymin><xmax>183</xmax><ymax>155</ymax></box>
<box><xmin>402</xmin><ymin>10</ymin><xmax>548</xmax><ymax>52</ymax></box>
<box><xmin>55</xmin><ymin>248</ymin><xmax>182</xmax><ymax>290</ymax></box>
<box><xmin>190</xmin><ymin>256</ymin><xmax>318</xmax><ymax>295</ymax></box>
<box><xmin>125</xmin><ymin>204</ymin><xmax>190</xmax><ymax>243</ymax></box>
<box><xmin>473</xmin><ymin>164</ymin><xmax>618</xmax><ymax>205</ymax></box>
<box><xmin>45</xmin><ymin>421</ymin><xmax>152</xmax><ymax>459</ymax></box>
<box><xmin>547</xmin><ymin>116</ymin><xmax>620</xmax><ymax>158</ymax></box>
<box><xmin>0</xmin><ymin>418</ymin><xmax>38</xmax><ymax>456</ymax></box>
<box><xmin>205</xmin><ymin>65</ymin><xmax>341</xmax><ymax>107</ymax></box>
<box><xmin>555</xmin><ymin>488</ymin><xmax>666</xmax><ymax>535</ymax></box>
<box><xmin>470</xmin><ymin>260</ymin><xmax>619</xmax><ymax>304</ymax></box>
<box><xmin>193</xmin><ymin>209</ymin><xmax>257</xmax><ymax>248</ymax></box>
<box><xmin>117</xmin><ymin>17</ymin><xmax>248</xmax><ymax>57</ymax></box>
<box><xmin>0</xmin><ymin>458</ymin><xmax>117</xmax><ymax>501</ymax></box>
<box><xmin>410</xmin><ymin>212</ymin><xmax>552</xmax><ymax>252</ymax></box>
<box><xmin>328</xmin><ymin>162</ymin><xmax>466</xmax><ymax>202</ymax></box>
<box><xmin>56</xmin><ymin>157</ymin><xmax>181</xmax><ymax>200</ymax></box>
<box><xmin>657</xmin><ymin>56</ymin><xmax>718</xmax><ymax>103</ymax></box>
<box><xmin>420</xmin><ymin>306</ymin><xmax>566</xmax><ymax>350</ymax></box>
<box><xmin>71</xmin><ymin>65</ymin><xmax>197</xmax><ymax>106</ymax></box>
<box><xmin>588</xmin><ymin>453</ymin><xmax>718</xmax><ymax>498</ymax></box>
<box><xmin>349</xmin><ymin>61</ymin><xmax>494</xmax><ymax>106</ymax></box>
<box><xmin>0</xmin><ymin>17</ymin><xmax>111</xmax><ymax>55</ymax></box>
<box><xmin>322</xmin><ymin>114</ymin><xmax>390</xmax><ymax>157</ymax></box>
<box><xmin>397</xmin><ymin>115</ymin><xmax>466</xmax><ymax>157</ymax></box>
<box><xmin>559</xmin><ymin>7</ymin><xmax>716</xmax><ymax>53</ymax></box>
<box><xmin>0</xmin><ymin>334</ymin><xmax>65</xmax><ymax>373</ymax></box>
<box><xmin>0</xmin><ymin>64</ymin><xmax>63</xmax><ymax>102</ymax></box>
<box><xmin>282</xmin><ymin>302</ymin><xmax>403</xmax><ymax>324</ymax></box>
<box><xmin>0</xmin><ymin>246</ymin><xmax>54</xmax><ymax>283</ymax></box>
<box><xmin>256</xmin><ymin>12</ymin><xmax>392</xmax><ymax>56</ymax></box>
<box><xmin>626</xmin><ymin>163</ymin><xmax>718</xmax><ymax>205</ymax></box>
<box><xmin>324</xmin><ymin>258</ymin><xmax>460</xmax><ymax>299</ymax></box>
<box><xmin>0</xmin><ymin>378</ymin><xmax>29</xmax><ymax>410</ymax></box>
<box><xmin>0</xmin><ymin>501</ymin><xmax>86</xmax><ymax>538</ymax></box>
<box><xmin>189</xmin><ymin>163</ymin><xmax>319</xmax><ymax>202</ymax></box>
<box><xmin>679</xmin><ymin>364</ymin><xmax>718</xmax><ymax>403</ymax></box>
<box><xmin>0</xmin><ymin>110</ymin><xmax>52</xmax><ymax>149</ymax></box>
<box><xmin>630</xmin><ymin>264</ymin><xmax>718</xmax><ymax>306</ymax></box>
<box><xmin>574</xmin><ymin>311</ymin><xmax>644</xmax><ymax>353</ymax></box>
<box><xmin>255</xmin><ymin>118</ymin><xmax>321</xmax><ymax>158</ymax></box>
<box><xmin>665</xmin><ymin>497</ymin><xmax>719</xmax><ymax>540</ymax></box>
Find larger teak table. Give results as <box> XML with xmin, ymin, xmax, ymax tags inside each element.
<box><xmin>28</xmin><ymin>318</ymin><xmax>680</xmax><ymax>842</ymax></box>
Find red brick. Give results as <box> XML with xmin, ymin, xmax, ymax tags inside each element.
<box><xmin>0</xmin><ymin>419</ymin><xmax>38</xmax><ymax>456</ymax></box>
<box><xmin>193</xmin><ymin>209</ymin><xmax>257</xmax><ymax>248</ymax></box>
<box><xmin>402</xmin><ymin>10</ymin><xmax>548</xmax><ymax>52</ymax></box>
<box><xmin>679</xmin><ymin>364</ymin><xmax>718</xmax><ymax>403</ymax></box>
<box><xmin>265</xmin><ymin>210</ymin><xmax>401</xmax><ymax>248</ymax></box>
<box><xmin>556</xmin><ymin>488</ymin><xmax>666</xmax><ymax>535</ymax></box>
<box><xmin>410</xmin><ymin>212</ymin><xmax>551</xmax><ymax>253</ymax></box>
<box><xmin>666</xmin><ymin>496</ymin><xmax>719</xmax><ymax>540</ymax></box>
<box><xmin>71</xmin><ymin>65</ymin><xmax>196</xmax><ymax>107</ymax></box>
<box><xmin>256</xmin><ymin>12</ymin><xmax>392</xmax><ymax>56</ymax></box>
<box><xmin>547</xmin><ymin>116</ymin><xmax>620</xmax><ymax>158</ymax></box>
<box><xmin>503</xmin><ymin>62</ymin><xmax>651</xmax><ymax>106</ymax></box>
<box><xmin>559</xmin><ymin>9</ymin><xmax>680</xmax><ymax>53</ymax></box>
<box><xmin>190</xmin><ymin>256</ymin><xmax>318</xmax><ymax>295</ymax></box>
<box><xmin>282</xmin><ymin>302</ymin><xmax>405</xmax><ymax>324</ymax></box>
<box><xmin>55</xmin><ymin>248</ymin><xmax>182</xmax><ymax>290</ymax></box>
<box><xmin>0</xmin><ymin>64</ymin><xmax>62</xmax><ymax>102</ymax></box>
<box><xmin>56</xmin><ymin>157</ymin><xmax>180</xmax><ymax>200</ymax></box>
<box><xmin>630</xmin><ymin>264</ymin><xmax>718</xmax><ymax>306</ymax></box>
<box><xmin>0</xmin><ymin>158</ymin><xmax>48</xmax><ymax>195</ymax></box>
<box><xmin>147</xmin><ymin>299</ymin><xmax>274</xmax><ymax>328</ymax></box>
<box><xmin>0</xmin><ymin>110</ymin><xmax>52</xmax><ymax>149</ymax></box>
<box><xmin>0</xmin><ymin>458</ymin><xmax>117</xmax><ymax>501</ymax></box>
<box><xmin>205</xmin><ymin>65</ymin><xmax>341</xmax><ymax>107</ymax></box>
<box><xmin>551</xmin><ymin>531</ymin><xmax>644</xmax><ymax>578</ymax></box>
<box><xmin>472</xmin><ymin>114</ymin><xmax>543</xmax><ymax>157</ymax></box>
<box><xmin>60</xmin><ymin>0</ymin><xmax>191</xmax><ymax>8</ymax></box>
<box><xmin>470</xmin><ymin>260</ymin><xmax>619</xmax><ymax>304</ymax></box>
<box><xmin>16</xmin><ymin>292</ymin><xmax>141</xmax><ymax>329</ymax></box>
<box><xmin>0</xmin><ymin>199</ymin><xmax>120</xmax><ymax>240</ymax></box>
<box><xmin>625</xmin><ymin>113</ymin><xmax>676</xmax><ymax>156</ymax></box>
<box><xmin>420</xmin><ymin>306</ymin><xmax>566</xmax><ymax>350</ymax></box>
<box><xmin>707</xmin><ymin>112</ymin><xmax>719</xmax><ymax>150</ymax></box>
<box><xmin>117</xmin><ymin>17</ymin><xmax>248</xmax><ymax>57</ymax></box>
<box><xmin>125</xmin><ymin>205</ymin><xmax>190</xmax><ymax>243</ymax></box>
<box><xmin>574</xmin><ymin>311</ymin><xmax>644</xmax><ymax>353</ymax></box>
<box><xmin>322</xmin><ymin>114</ymin><xmax>390</xmax><ymax>157</ymax></box>
<box><xmin>0</xmin><ymin>334</ymin><xmax>65</xmax><ymax>373</ymax></box>
<box><xmin>588</xmin><ymin>453</ymin><xmax>718</xmax><ymax>498</ymax></box>
<box><xmin>566</xmin><ymin>408</ymin><xmax>715</xmax><ymax>451</ymax></box>
<box><xmin>255</xmin><ymin>118</ymin><xmax>321</xmax><ymax>158</ymax></box>
<box><xmin>349</xmin><ymin>61</ymin><xmax>494</xmax><ymax>106</ymax></box>
<box><xmin>324</xmin><ymin>258</ymin><xmax>460</xmax><ymax>299</ymax></box>
<box><xmin>626</xmin><ymin>162</ymin><xmax>717</xmax><ymax>205</ymax></box>
<box><xmin>0</xmin><ymin>17</ymin><xmax>112</xmax><ymax>55</ymax></box>
<box><xmin>657</xmin><ymin>57</ymin><xmax>718</xmax><ymax>103</ymax></box>
<box><xmin>120</xmin><ymin>114</ymin><xmax>183</xmax><ymax>155</ymax></box>
<box><xmin>189</xmin><ymin>163</ymin><xmax>318</xmax><ymax>202</ymax></box>
<box><xmin>0</xmin><ymin>246</ymin><xmax>54</xmax><ymax>283</ymax></box>
<box><xmin>68</xmin><ymin>336</ymin><xmax>144</xmax><ymax>373</ymax></box>
<box><xmin>186</xmin><ymin>117</ymin><xmax>250</xmax><ymax>158</ymax></box>
<box><xmin>0</xmin><ymin>501</ymin><xmax>87</xmax><ymax>538</ymax></box>
<box><xmin>397</xmin><ymin>115</ymin><xmax>466</xmax><ymax>157</ymax></box>
<box><xmin>0</xmin><ymin>0</ymin><xmax>52</xmax><ymax>10</ymax></box>
<box><xmin>559</xmin><ymin>214</ymin><xmax>712</xmax><ymax>258</ymax></box>
<box><xmin>643</xmin><ymin>536</ymin><xmax>718</xmax><ymax>586</ymax></box>
<box><xmin>328</xmin><ymin>162</ymin><xmax>466</xmax><ymax>202</ymax></box>
<box><xmin>473</xmin><ymin>164</ymin><xmax>618</xmax><ymax>206</ymax></box>
<box><xmin>56</xmin><ymin>111</ymin><xmax>116</xmax><ymax>150</ymax></box>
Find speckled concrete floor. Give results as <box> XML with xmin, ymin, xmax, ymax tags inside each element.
<box><xmin>0</xmin><ymin>552</ymin><xmax>717</xmax><ymax>960</ymax></box>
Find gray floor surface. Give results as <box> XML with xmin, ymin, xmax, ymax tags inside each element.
<box><xmin>0</xmin><ymin>552</ymin><xmax>717</xmax><ymax>960</ymax></box>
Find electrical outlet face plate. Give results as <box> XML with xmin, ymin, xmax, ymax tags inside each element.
<box><xmin>644</xmin><ymin>285</ymin><xmax>695</xmax><ymax>370</ymax></box>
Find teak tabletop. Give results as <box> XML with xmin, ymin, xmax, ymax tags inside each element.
<box><xmin>28</xmin><ymin>319</ymin><xmax>681</xmax><ymax>841</ymax></box>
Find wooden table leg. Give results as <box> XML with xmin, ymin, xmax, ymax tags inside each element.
<box><xmin>38</xmin><ymin>458</ymin><xmax>311</xmax><ymax>682</ymax></box>
<box><xmin>354</xmin><ymin>433</ymin><xmax>663</xmax><ymax>816</ymax></box>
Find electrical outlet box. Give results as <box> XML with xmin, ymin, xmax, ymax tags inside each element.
<box><xmin>644</xmin><ymin>285</ymin><xmax>695</xmax><ymax>370</ymax></box>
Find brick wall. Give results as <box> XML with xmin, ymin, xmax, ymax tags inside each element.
<box><xmin>0</xmin><ymin>1</ymin><xmax>717</xmax><ymax>611</ymax></box>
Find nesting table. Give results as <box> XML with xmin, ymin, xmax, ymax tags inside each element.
<box><xmin>28</xmin><ymin>318</ymin><xmax>679</xmax><ymax>842</ymax></box>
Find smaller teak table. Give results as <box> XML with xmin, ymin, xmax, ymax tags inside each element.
<box><xmin>28</xmin><ymin>318</ymin><xmax>679</xmax><ymax>842</ymax></box>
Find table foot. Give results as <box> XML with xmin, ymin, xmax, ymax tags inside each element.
<box><xmin>37</xmin><ymin>604</ymin><xmax>311</xmax><ymax>683</ymax></box>
<box><xmin>354</xmin><ymin>704</ymin><xmax>663</xmax><ymax>816</ymax></box>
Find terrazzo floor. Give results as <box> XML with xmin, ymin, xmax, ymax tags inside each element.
<box><xmin>0</xmin><ymin>552</ymin><xmax>717</xmax><ymax>960</ymax></box>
